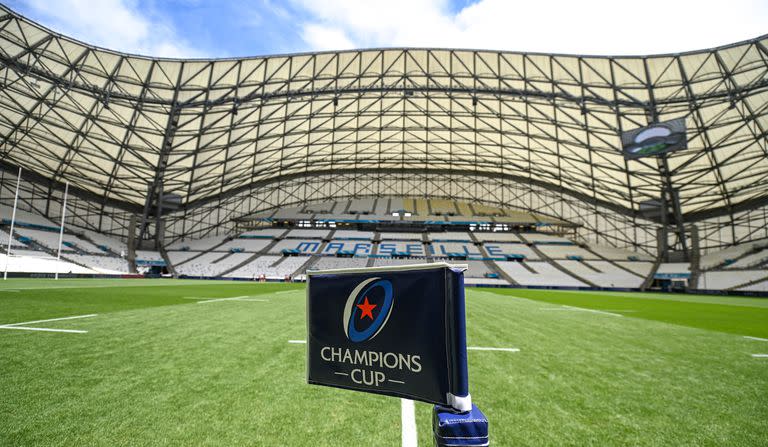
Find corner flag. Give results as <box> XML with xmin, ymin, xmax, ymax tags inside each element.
<box><xmin>306</xmin><ymin>262</ymin><xmax>471</xmax><ymax>410</ymax></box>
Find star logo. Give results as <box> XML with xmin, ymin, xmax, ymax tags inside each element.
<box><xmin>343</xmin><ymin>277</ymin><xmax>394</xmax><ymax>343</ymax></box>
<box><xmin>356</xmin><ymin>297</ymin><xmax>377</xmax><ymax>320</ymax></box>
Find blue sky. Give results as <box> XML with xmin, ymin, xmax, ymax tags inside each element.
<box><xmin>5</xmin><ymin>0</ymin><xmax>768</xmax><ymax>58</ymax></box>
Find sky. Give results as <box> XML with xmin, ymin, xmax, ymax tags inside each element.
<box><xmin>4</xmin><ymin>0</ymin><xmax>768</xmax><ymax>59</ymax></box>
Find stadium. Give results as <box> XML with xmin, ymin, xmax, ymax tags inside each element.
<box><xmin>1</xmin><ymin>4</ymin><xmax>767</xmax><ymax>445</ymax></box>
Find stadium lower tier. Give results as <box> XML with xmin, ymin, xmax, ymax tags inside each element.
<box><xmin>162</xmin><ymin>252</ymin><xmax>670</xmax><ymax>289</ymax></box>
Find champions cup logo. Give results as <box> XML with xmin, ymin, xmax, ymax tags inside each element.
<box><xmin>342</xmin><ymin>277</ymin><xmax>394</xmax><ymax>343</ymax></box>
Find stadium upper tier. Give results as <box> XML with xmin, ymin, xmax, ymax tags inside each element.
<box><xmin>0</xmin><ymin>5</ymin><xmax>766</xmax><ymax>223</ymax></box>
<box><xmin>235</xmin><ymin>197</ymin><xmax>569</xmax><ymax>226</ymax></box>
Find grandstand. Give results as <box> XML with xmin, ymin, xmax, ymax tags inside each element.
<box><xmin>0</xmin><ymin>5</ymin><xmax>763</xmax><ymax>296</ymax></box>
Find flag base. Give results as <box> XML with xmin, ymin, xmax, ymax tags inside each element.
<box><xmin>432</xmin><ymin>404</ymin><xmax>489</xmax><ymax>446</ymax></box>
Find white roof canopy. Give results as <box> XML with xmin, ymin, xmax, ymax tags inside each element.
<box><xmin>0</xmin><ymin>5</ymin><xmax>766</xmax><ymax>223</ymax></box>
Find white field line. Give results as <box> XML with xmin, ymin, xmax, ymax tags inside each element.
<box><xmin>751</xmin><ymin>354</ymin><xmax>768</xmax><ymax>358</ymax></box>
<box><xmin>540</xmin><ymin>308</ymin><xmax>636</xmax><ymax>313</ymax></box>
<box><xmin>468</xmin><ymin>346</ymin><xmax>520</xmax><ymax>353</ymax></box>
<box><xmin>744</xmin><ymin>336</ymin><xmax>768</xmax><ymax>342</ymax></box>
<box><xmin>288</xmin><ymin>340</ymin><xmax>307</xmax><ymax>344</ymax></box>
<box><xmin>0</xmin><ymin>326</ymin><xmax>87</xmax><ymax>334</ymax></box>
<box><xmin>195</xmin><ymin>296</ymin><xmax>269</xmax><ymax>304</ymax></box>
<box><xmin>0</xmin><ymin>289</ymin><xmax>19</xmax><ymax>292</ymax></box>
<box><xmin>275</xmin><ymin>290</ymin><xmax>298</xmax><ymax>295</ymax></box>
<box><xmin>1</xmin><ymin>314</ymin><xmax>97</xmax><ymax>327</ymax></box>
<box><xmin>0</xmin><ymin>283</ymin><xmax>212</xmax><ymax>291</ymax></box>
<box><xmin>560</xmin><ymin>305</ymin><xmax>623</xmax><ymax>317</ymax></box>
<box><xmin>401</xmin><ymin>398</ymin><xmax>417</xmax><ymax>447</ymax></box>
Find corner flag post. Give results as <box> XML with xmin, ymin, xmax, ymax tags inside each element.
<box><xmin>54</xmin><ymin>181</ymin><xmax>69</xmax><ymax>280</ymax></box>
<box><xmin>4</xmin><ymin>167</ymin><xmax>21</xmax><ymax>280</ymax></box>
<box><xmin>306</xmin><ymin>262</ymin><xmax>489</xmax><ymax>446</ymax></box>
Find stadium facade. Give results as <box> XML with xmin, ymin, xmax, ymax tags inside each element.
<box><xmin>0</xmin><ymin>5</ymin><xmax>767</xmax><ymax>259</ymax></box>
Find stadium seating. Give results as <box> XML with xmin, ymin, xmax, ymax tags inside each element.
<box><xmin>269</xmin><ymin>239</ymin><xmax>323</xmax><ymax>254</ymax></box>
<box><xmin>379</xmin><ymin>232</ymin><xmax>423</xmax><ymax>240</ymax></box>
<box><xmin>166</xmin><ymin>235</ymin><xmax>226</xmax><ymax>251</ymax></box>
<box><xmin>699</xmin><ymin>239</ymin><xmax>768</xmax><ymax>270</ymax></box>
<box><xmin>311</xmin><ymin>257</ymin><xmax>369</xmax><ymax>271</ymax></box>
<box><xmin>269</xmin><ymin>256</ymin><xmax>312</xmax><ymax>278</ymax></box>
<box><xmin>64</xmin><ymin>254</ymin><xmax>130</xmax><ymax>274</ymax></box>
<box><xmin>273</xmin><ymin>206</ymin><xmax>313</xmax><ymax>220</ymax></box>
<box><xmin>431</xmin><ymin>242</ymin><xmax>481</xmax><ymax>257</ymax></box>
<box><xmin>473</xmin><ymin>232</ymin><xmax>521</xmax><ymax>242</ymax></box>
<box><xmin>0</xmin><ymin>228</ymin><xmax>27</xmax><ymax>248</ymax></box>
<box><xmin>482</xmin><ymin>243</ymin><xmax>540</xmax><ymax>260</ymax></box>
<box><xmin>347</xmin><ymin>198</ymin><xmax>376</xmax><ymax>214</ymax></box>
<box><xmin>240</xmin><ymin>228</ymin><xmax>287</xmax><ymax>238</ymax></box>
<box><xmin>464</xmin><ymin>277</ymin><xmax>509</xmax><ymax>286</ymax></box>
<box><xmin>738</xmin><ymin>280</ymin><xmax>768</xmax><ymax>292</ymax></box>
<box><xmin>697</xmin><ymin>270</ymin><xmax>768</xmax><ymax>290</ymax></box>
<box><xmin>377</xmin><ymin>241</ymin><xmax>426</xmax><ymax>256</ymax></box>
<box><xmin>333</xmin><ymin>230</ymin><xmax>375</xmax><ymax>240</ymax></box>
<box><xmin>224</xmin><ymin>255</ymin><xmax>282</xmax><ymax>278</ymax></box>
<box><xmin>464</xmin><ymin>260</ymin><xmax>492</xmax><ymax>278</ymax></box>
<box><xmin>428</xmin><ymin>232</ymin><xmax>472</xmax><ymax>242</ymax></box>
<box><xmin>372</xmin><ymin>257</ymin><xmax>430</xmax><ymax>267</ymax></box>
<box><xmin>321</xmin><ymin>241</ymin><xmax>374</xmax><ymax>256</ymax></box>
<box><xmin>725</xmin><ymin>248</ymin><xmax>768</xmax><ymax>269</ymax></box>
<box><xmin>0</xmin><ymin>251</ymin><xmax>97</xmax><ymax>274</ymax></box>
<box><xmin>431</xmin><ymin>199</ymin><xmax>458</xmax><ymax>215</ymax></box>
<box><xmin>79</xmin><ymin>229</ymin><xmax>127</xmax><ymax>254</ymax></box>
<box><xmin>217</xmin><ymin>238</ymin><xmax>272</xmax><ymax>252</ymax></box>
<box><xmin>14</xmin><ymin>228</ymin><xmax>102</xmax><ymax>253</ymax></box>
<box><xmin>589</xmin><ymin>244</ymin><xmax>654</xmax><ymax>261</ymax></box>
<box><xmin>224</xmin><ymin>255</ymin><xmax>310</xmax><ymax>280</ymax></box>
<box><xmin>537</xmin><ymin>245</ymin><xmax>598</xmax><ymax>260</ymax></box>
<box><xmin>167</xmin><ymin>250</ymin><xmax>201</xmax><ymax>266</ymax></box>
<box><xmin>616</xmin><ymin>261</ymin><xmax>654</xmax><ymax>278</ymax></box>
<box><xmin>304</xmin><ymin>201</ymin><xmax>336</xmax><ymax>214</ymax></box>
<box><xmin>0</xmin><ymin>204</ymin><xmax>58</xmax><ymax>228</ymax></box>
<box><xmin>557</xmin><ymin>260</ymin><xmax>644</xmax><ymax>288</ymax></box>
<box><xmin>285</xmin><ymin>228</ymin><xmax>331</xmax><ymax>239</ymax></box>
<box><xmin>656</xmin><ymin>263</ymin><xmax>691</xmax><ymax>275</ymax></box>
<box><xmin>372</xmin><ymin>198</ymin><xmax>389</xmax><ymax>215</ymax></box>
<box><xmin>496</xmin><ymin>261</ymin><xmax>587</xmax><ymax>287</ymax></box>
<box><xmin>177</xmin><ymin>252</ymin><xmax>252</xmax><ymax>277</ymax></box>
<box><xmin>519</xmin><ymin>233</ymin><xmax>572</xmax><ymax>244</ymax></box>
<box><xmin>135</xmin><ymin>251</ymin><xmax>164</xmax><ymax>262</ymax></box>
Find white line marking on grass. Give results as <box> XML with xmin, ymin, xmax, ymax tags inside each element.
<box><xmin>752</xmin><ymin>354</ymin><xmax>768</xmax><ymax>358</ymax></box>
<box><xmin>744</xmin><ymin>336</ymin><xmax>768</xmax><ymax>342</ymax></box>
<box><xmin>560</xmin><ymin>305</ymin><xmax>623</xmax><ymax>317</ymax></box>
<box><xmin>1</xmin><ymin>314</ymin><xmax>97</xmax><ymax>327</ymax></box>
<box><xmin>195</xmin><ymin>296</ymin><xmax>268</xmax><ymax>304</ymax></box>
<box><xmin>0</xmin><ymin>289</ymin><xmax>19</xmax><ymax>292</ymax></box>
<box><xmin>541</xmin><ymin>307</ymin><xmax>636</xmax><ymax>313</ymax></box>
<box><xmin>401</xmin><ymin>398</ymin><xmax>417</xmax><ymax>447</ymax></box>
<box><xmin>468</xmin><ymin>346</ymin><xmax>520</xmax><ymax>353</ymax></box>
<box><xmin>0</xmin><ymin>326</ymin><xmax>87</xmax><ymax>334</ymax></box>
<box><xmin>288</xmin><ymin>340</ymin><xmax>307</xmax><ymax>344</ymax></box>
<box><xmin>275</xmin><ymin>290</ymin><xmax>297</xmax><ymax>295</ymax></box>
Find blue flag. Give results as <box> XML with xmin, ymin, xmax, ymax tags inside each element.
<box><xmin>306</xmin><ymin>262</ymin><xmax>471</xmax><ymax>410</ymax></box>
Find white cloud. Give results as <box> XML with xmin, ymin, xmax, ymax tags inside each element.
<box><xmin>292</xmin><ymin>0</ymin><xmax>768</xmax><ymax>55</ymax></box>
<box><xmin>21</xmin><ymin>0</ymin><xmax>203</xmax><ymax>58</ymax></box>
<box><xmin>301</xmin><ymin>24</ymin><xmax>356</xmax><ymax>51</ymax></box>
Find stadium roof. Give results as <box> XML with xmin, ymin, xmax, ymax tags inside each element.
<box><xmin>0</xmin><ymin>4</ymin><xmax>766</xmax><ymax>223</ymax></box>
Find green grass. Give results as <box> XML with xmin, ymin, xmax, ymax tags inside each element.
<box><xmin>1</xmin><ymin>279</ymin><xmax>767</xmax><ymax>446</ymax></box>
